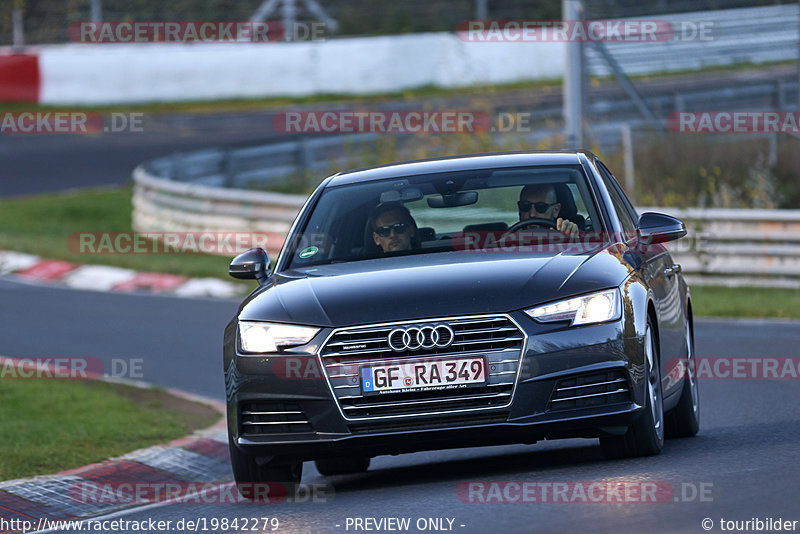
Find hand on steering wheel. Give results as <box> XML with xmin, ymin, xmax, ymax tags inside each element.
<box><xmin>504</xmin><ymin>217</ymin><xmax>558</xmax><ymax>234</ymax></box>
<box><xmin>504</xmin><ymin>217</ymin><xmax>579</xmax><ymax>239</ymax></box>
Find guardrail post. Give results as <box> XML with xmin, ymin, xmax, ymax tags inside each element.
<box><xmin>223</xmin><ymin>150</ymin><xmax>236</xmax><ymax>188</ymax></box>
<box><xmin>475</xmin><ymin>0</ymin><xmax>488</xmax><ymax>19</ymax></box>
<box><xmin>299</xmin><ymin>138</ymin><xmax>313</xmax><ymax>173</ymax></box>
<box><xmin>621</xmin><ymin>123</ymin><xmax>635</xmax><ymax>201</ymax></box>
<box><xmin>769</xmin><ymin>133</ymin><xmax>778</xmax><ymax>167</ymax></box>
<box><xmin>673</xmin><ymin>93</ymin><xmax>684</xmax><ymax>115</ymax></box>
<box><xmin>90</xmin><ymin>0</ymin><xmax>103</xmax><ymax>22</ymax></box>
<box><xmin>167</xmin><ymin>156</ymin><xmax>177</xmax><ymax>181</ymax></box>
<box><xmin>563</xmin><ymin>0</ymin><xmax>585</xmax><ymax>148</ymax></box>
<box><xmin>776</xmin><ymin>81</ymin><xmax>786</xmax><ymax>110</ymax></box>
<box><xmin>12</xmin><ymin>7</ymin><xmax>24</xmax><ymax>49</ymax></box>
<box><xmin>175</xmin><ymin>154</ymin><xmax>186</xmax><ymax>182</ymax></box>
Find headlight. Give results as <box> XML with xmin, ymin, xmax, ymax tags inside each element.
<box><xmin>238</xmin><ymin>321</ymin><xmax>320</xmax><ymax>353</ymax></box>
<box><xmin>525</xmin><ymin>289</ymin><xmax>621</xmax><ymax>326</ymax></box>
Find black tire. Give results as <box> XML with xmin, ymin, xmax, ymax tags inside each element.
<box><xmin>315</xmin><ymin>456</ymin><xmax>371</xmax><ymax>476</ymax></box>
<box><xmin>600</xmin><ymin>319</ymin><xmax>665</xmax><ymax>459</ymax></box>
<box><xmin>229</xmin><ymin>437</ymin><xmax>302</xmax><ymax>501</ymax></box>
<box><xmin>665</xmin><ymin>319</ymin><xmax>700</xmax><ymax>438</ymax></box>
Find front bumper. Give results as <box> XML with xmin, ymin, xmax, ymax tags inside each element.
<box><xmin>224</xmin><ymin>312</ymin><xmax>646</xmax><ymax>462</ymax></box>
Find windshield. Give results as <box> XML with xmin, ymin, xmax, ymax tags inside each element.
<box><xmin>285</xmin><ymin>165</ymin><xmax>603</xmax><ymax>269</ymax></box>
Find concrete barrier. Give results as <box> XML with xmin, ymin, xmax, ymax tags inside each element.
<box><xmin>24</xmin><ymin>35</ymin><xmax>564</xmax><ymax>105</ymax></box>
<box><xmin>3</xmin><ymin>4</ymin><xmax>797</xmax><ymax>105</ymax></box>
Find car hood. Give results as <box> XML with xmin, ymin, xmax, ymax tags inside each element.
<box><xmin>238</xmin><ymin>246</ymin><xmax>633</xmax><ymax>327</ymax></box>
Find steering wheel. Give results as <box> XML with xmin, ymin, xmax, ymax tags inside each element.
<box><xmin>504</xmin><ymin>217</ymin><xmax>557</xmax><ymax>234</ymax></box>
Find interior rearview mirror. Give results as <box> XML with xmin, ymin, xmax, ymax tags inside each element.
<box><xmin>427</xmin><ymin>191</ymin><xmax>479</xmax><ymax>208</ymax></box>
<box><xmin>380</xmin><ymin>188</ymin><xmax>423</xmax><ymax>203</ymax></box>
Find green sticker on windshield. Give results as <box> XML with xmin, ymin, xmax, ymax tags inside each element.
<box><xmin>299</xmin><ymin>246</ymin><xmax>318</xmax><ymax>259</ymax></box>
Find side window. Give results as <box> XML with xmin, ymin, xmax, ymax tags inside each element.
<box><xmin>596</xmin><ymin>161</ymin><xmax>636</xmax><ymax>241</ymax></box>
<box><xmin>567</xmin><ymin>183</ymin><xmax>594</xmax><ymax>230</ymax></box>
<box><xmin>567</xmin><ymin>183</ymin><xmax>588</xmax><ymax>217</ymax></box>
<box><xmin>597</xmin><ymin>161</ymin><xmax>639</xmax><ymax>223</ymax></box>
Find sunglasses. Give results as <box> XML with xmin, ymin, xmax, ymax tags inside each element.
<box><xmin>374</xmin><ymin>223</ymin><xmax>409</xmax><ymax>237</ymax></box>
<box><xmin>518</xmin><ymin>200</ymin><xmax>558</xmax><ymax>213</ymax></box>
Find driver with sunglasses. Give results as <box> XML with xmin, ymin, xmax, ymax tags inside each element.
<box><xmin>517</xmin><ymin>184</ymin><xmax>579</xmax><ymax>237</ymax></box>
<box><xmin>370</xmin><ymin>202</ymin><xmax>418</xmax><ymax>253</ymax></box>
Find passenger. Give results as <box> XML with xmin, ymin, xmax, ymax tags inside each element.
<box><xmin>517</xmin><ymin>184</ymin><xmax>579</xmax><ymax>237</ymax></box>
<box><xmin>370</xmin><ymin>202</ymin><xmax>418</xmax><ymax>253</ymax></box>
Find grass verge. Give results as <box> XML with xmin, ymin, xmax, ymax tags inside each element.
<box><xmin>0</xmin><ymin>379</ymin><xmax>220</xmax><ymax>480</ymax></box>
<box><xmin>691</xmin><ymin>285</ymin><xmax>800</xmax><ymax>320</ymax></box>
<box><xmin>0</xmin><ymin>186</ymin><xmax>242</xmax><ymax>280</ymax></box>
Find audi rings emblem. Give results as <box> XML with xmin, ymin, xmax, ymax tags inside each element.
<box><xmin>388</xmin><ymin>325</ymin><xmax>454</xmax><ymax>352</ymax></box>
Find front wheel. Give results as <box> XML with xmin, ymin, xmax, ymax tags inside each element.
<box><xmin>600</xmin><ymin>320</ymin><xmax>665</xmax><ymax>459</ymax></box>
<box><xmin>665</xmin><ymin>319</ymin><xmax>700</xmax><ymax>438</ymax></box>
<box><xmin>229</xmin><ymin>437</ymin><xmax>302</xmax><ymax>500</ymax></box>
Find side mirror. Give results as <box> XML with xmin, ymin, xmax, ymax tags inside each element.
<box><xmin>637</xmin><ymin>212</ymin><xmax>687</xmax><ymax>244</ymax></box>
<box><xmin>229</xmin><ymin>248</ymin><xmax>270</xmax><ymax>285</ymax></box>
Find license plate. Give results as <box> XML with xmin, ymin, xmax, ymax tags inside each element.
<box><xmin>360</xmin><ymin>357</ymin><xmax>486</xmax><ymax>395</ymax></box>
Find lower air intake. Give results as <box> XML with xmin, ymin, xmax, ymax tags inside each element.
<box><xmin>239</xmin><ymin>401</ymin><xmax>313</xmax><ymax>436</ymax></box>
<box><xmin>548</xmin><ymin>370</ymin><xmax>631</xmax><ymax>412</ymax></box>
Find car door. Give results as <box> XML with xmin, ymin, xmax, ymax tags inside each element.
<box><xmin>594</xmin><ymin>160</ymin><xmax>684</xmax><ymax>398</ymax></box>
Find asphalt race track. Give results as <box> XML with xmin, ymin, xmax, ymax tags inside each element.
<box><xmin>2</xmin><ymin>277</ymin><xmax>799</xmax><ymax>533</ymax></box>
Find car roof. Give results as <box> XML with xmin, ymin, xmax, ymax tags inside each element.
<box><xmin>325</xmin><ymin>150</ymin><xmax>596</xmax><ymax>187</ymax></box>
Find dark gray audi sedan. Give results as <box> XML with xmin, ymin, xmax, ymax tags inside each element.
<box><xmin>223</xmin><ymin>151</ymin><xmax>699</xmax><ymax>496</ymax></box>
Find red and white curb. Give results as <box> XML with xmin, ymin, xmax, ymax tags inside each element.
<box><xmin>0</xmin><ymin>250</ymin><xmax>248</xmax><ymax>299</ymax></box>
<box><xmin>0</xmin><ymin>371</ymin><xmax>231</xmax><ymax>532</ymax></box>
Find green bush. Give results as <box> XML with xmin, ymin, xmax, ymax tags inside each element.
<box><xmin>601</xmin><ymin>133</ymin><xmax>799</xmax><ymax>209</ymax></box>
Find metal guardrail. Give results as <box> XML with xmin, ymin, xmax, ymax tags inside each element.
<box><xmin>133</xmin><ymin>161</ymin><xmax>800</xmax><ymax>288</ymax></box>
<box><xmin>642</xmin><ymin>208</ymin><xmax>800</xmax><ymax>288</ymax></box>
<box><xmin>132</xmin><ymin>165</ymin><xmax>306</xmax><ymax>255</ymax></box>
<box><xmin>134</xmin><ymin>69</ymin><xmax>799</xmax><ymax>192</ymax></box>
<box><xmin>586</xmin><ymin>4</ymin><xmax>799</xmax><ymax>77</ymax></box>
<box><xmin>141</xmin><ymin>133</ymin><xmax>380</xmax><ymax>189</ymax></box>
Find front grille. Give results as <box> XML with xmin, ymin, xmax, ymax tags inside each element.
<box><xmin>547</xmin><ymin>370</ymin><xmax>631</xmax><ymax>412</ymax></box>
<box><xmin>239</xmin><ymin>401</ymin><xmax>313</xmax><ymax>436</ymax></box>
<box><xmin>320</xmin><ymin>315</ymin><xmax>525</xmax><ymax>420</ymax></box>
